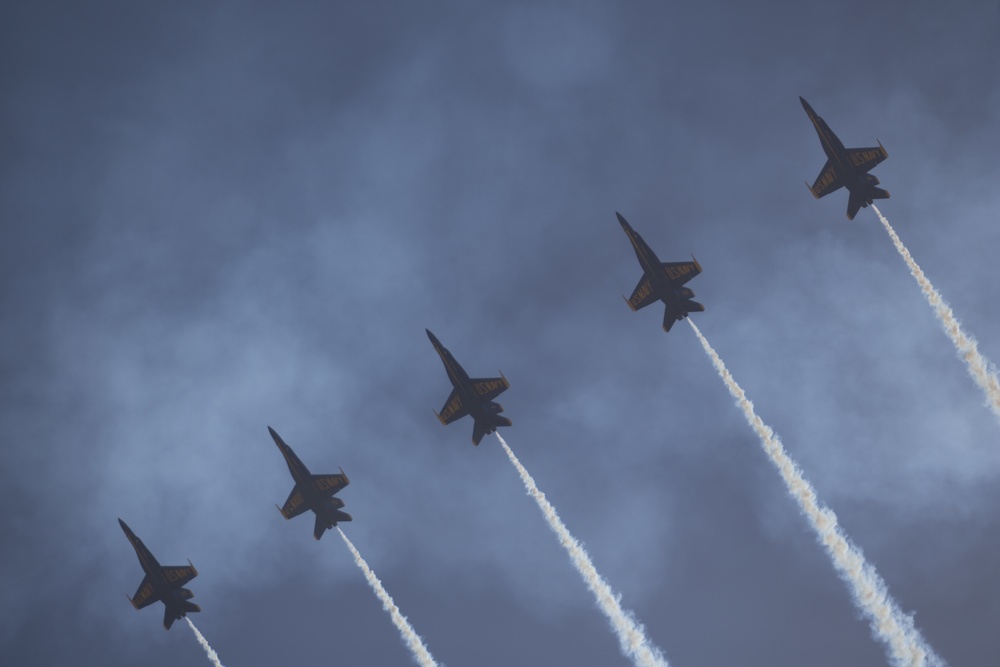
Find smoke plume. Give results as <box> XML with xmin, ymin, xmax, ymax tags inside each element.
<box><xmin>496</xmin><ymin>433</ymin><xmax>669</xmax><ymax>667</ymax></box>
<box><xmin>687</xmin><ymin>319</ymin><xmax>944</xmax><ymax>667</ymax></box>
<box><xmin>873</xmin><ymin>205</ymin><xmax>1000</xmax><ymax>423</ymax></box>
<box><xmin>185</xmin><ymin>617</ymin><xmax>225</xmax><ymax>667</ymax></box>
<box><xmin>337</xmin><ymin>528</ymin><xmax>439</xmax><ymax>667</ymax></box>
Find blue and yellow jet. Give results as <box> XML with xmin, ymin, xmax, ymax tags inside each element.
<box><xmin>617</xmin><ymin>212</ymin><xmax>703</xmax><ymax>332</ymax></box>
<box><xmin>269</xmin><ymin>427</ymin><xmax>351</xmax><ymax>540</ymax></box>
<box><xmin>426</xmin><ymin>329</ymin><xmax>511</xmax><ymax>446</ymax></box>
<box><xmin>119</xmin><ymin>518</ymin><xmax>200</xmax><ymax>630</ymax></box>
<box><xmin>800</xmin><ymin>96</ymin><xmax>889</xmax><ymax>220</ymax></box>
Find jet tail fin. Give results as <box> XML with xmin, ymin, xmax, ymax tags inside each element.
<box><xmin>871</xmin><ymin>187</ymin><xmax>890</xmax><ymax>201</ymax></box>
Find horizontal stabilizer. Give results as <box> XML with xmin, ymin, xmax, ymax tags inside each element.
<box><xmin>314</xmin><ymin>514</ymin><xmax>332</xmax><ymax>540</ymax></box>
<box><xmin>847</xmin><ymin>191</ymin><xmax>865</xmax><ymax>220</ymax></box>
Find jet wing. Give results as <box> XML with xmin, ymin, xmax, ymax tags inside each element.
<box><xmin>625</xmin><ymin>275</ymin><xmax>657</xmax><ymax>311</ymax></box>
<box><xmin>436</xmin><ymin>389</ymin><xmax>468</xmax><ymax>425</ymax></box>
<box><xmin>808</xmin><ymin>159</ymin><xmax>845</xmax><ymax>199</ymax></box>
<box><xmin>162</xmin><ymin>564</ymin><xmax>198</xmax><ymax>588</ymax></box>
<box><xmin>280</xmin><ymin>487</ymin><xmax>310</xmax><ymax>519</ymax></box>
<box><xmin>846</xmin><ymin>145</ymin><xmax>888</xmax><ymax>173</ymax></box>
<box><xmin>312</xmin><ymin>472</ymin><xmax>349</xmax><ymax>497</ymax></box>
<box><xmin>661</xmin><ymin>259</ymin><xmax>701</xmax><ymax>286</ymax></box>
<box><xmin>130</xmin><ymin>575</ymin><xmax>159</xmax><ymax>610</ymax></box>
<box><xmin>469</xmin><ymin>375</ymin><xmax>510</xmax><ymax>402</ymax></box>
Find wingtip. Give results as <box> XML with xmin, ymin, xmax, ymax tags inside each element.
<box><xmin>622</xmin><ymin>294</ymin><xmax>636</xmax><ymax>311</ymax></box>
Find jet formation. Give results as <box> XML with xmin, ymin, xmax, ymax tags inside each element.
<box><xmin>269</xmin><ymin>426</ymin><xmax>352</xmax><ymax>540</ymax></box>
<box><xmin>119</xmin><ymin>518</ymin><xmax>200</xmax><ymax>630</ymax></box>
<box><xmin>617</xmin><ymin>212</ymin><xmax>704</xmax><ymax>332</ymax></box>
<box><xmin>800</xmin><ymin>96</ymin><xmax>889</xmax><ymax>220</ymax></box>
<box><xmin>426</xmin><ymin>329</ymin><xmax>511</xmax><ymax>445</ymax></box>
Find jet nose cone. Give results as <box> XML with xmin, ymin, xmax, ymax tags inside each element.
<box><xmin>799</xmin><ymin>96</ymin><xmax>814</xmax><ymax>114</ymax></box>
<box><xmin>615</xmin><ymin>211</ymin><xmax>630</xmax><ymax>228</ymax></box>
<box><xmin>118</xmin><ymin>518</ymin><xmax>129</xmax><ymax>530</ymax></box>
<box><xmin>426</xmin><ymin>329</ymin><xmax>441</xmax><ymax>346</ymax></box>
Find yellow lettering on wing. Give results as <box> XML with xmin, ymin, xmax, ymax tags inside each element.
<box><xmin>850</xmin><ymin>149</ymin><xmax>882</xmax><ymax>167</ymax></box>
<box><xmin>441</xmin><ymin>396</ymin><xmax>462</xmax><ymax>420</ymax></box>
<box><xmin>630</xmin><ymin>281</ymin><xmax>653</xmax><ymax>308</ymax></box>
<box><xmin>814</xmin><ymin>169</ymin><xmax>835</xmax><ymax>193</ymax></box>
<box><xmin>475</xmin><ymin>380</ymin><xmax>504</xmax><ymax>396</ymax></box>
<box><xmin>664</xmin><ymin>264</ymin><xmax>695</xmax><ymax>281</ymax></box>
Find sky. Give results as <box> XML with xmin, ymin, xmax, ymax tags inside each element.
<box><xmin>2</xmin><ymin>2</ymin><xmax>1000</xmax><ymax>666</ymax></box>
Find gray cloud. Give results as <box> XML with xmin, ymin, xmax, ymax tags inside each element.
<box><xmin>2</xmin><ymin>1</ymin><xmax>999</xmax><ymax>665</ymax></box>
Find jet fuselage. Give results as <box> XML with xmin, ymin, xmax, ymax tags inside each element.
<box><xmin>800</xmin><ymin>97</ymin><xmax>889</xmax><ymax>218</ymax></box>
<box><xmin>616</xmin><ymin>212</ymin><xmax>704</xmax><ymax>330</ymax></box>
<box><xmin>269</xmin><ymin>427</ymin><xmax>351</xmax><ymax>539</ymax></box>
<box><xmin>119</xmin><ymin>519</ymin><xmax>199</xmax><ymax>629</ymax></box>
<box><xmin>426</xmin><ymin>329</ymin><xmax>511</xmax><ymax>445</ymax></box>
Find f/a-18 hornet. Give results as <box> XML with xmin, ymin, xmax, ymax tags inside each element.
<box><xmin>800</xmin><ymin>96</ymin><xmax>889</xmax><ymax>220</ymax></box>
<box><xmin>617</xmin><ymin>212</ymin><xmax>704</xmax><ymax>332</ymax></box>
<box><xmin>119</xmin><ymin>518</ymin><xmax>200</xmax><ymax>630</ymax></box>
<box><xmin>268</xmin><ymin>426</ymin><xmax>351</xmax><ymax>540</ymax></box>
<box><xmin>426</xmin><ymin>329</ymin><xmax>511</xmax><ymax>445</ymax></box>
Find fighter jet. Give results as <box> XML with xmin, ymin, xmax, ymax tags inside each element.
<box><xmin>616</xmin><ymin>212</ymin><xmax>704</xmax><ymax>332</ymax></box>
<box><xmin>118</xmin><ymin>518</ymin><xmax>200</xmax><ymax>630</ymax></box>
<box><xmin>800</xmin><ymin>96</ymin><xmax>889</xmax><ymax>220</ymax></box>
<box><xmin>426</xmin><ymin>329</ymin><xmax>511</xmax><ymax>445</ymax></box>
<box><xmin>268</xmin><ymin>426</ymin><xmax>351</xmax><ymax>540</ymax></box>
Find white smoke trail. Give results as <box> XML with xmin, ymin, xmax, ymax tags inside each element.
<box><xmin>184</xmin><ymin>617</ymin><xmax>225</xmax><ymax>667</ymax></box>
<box><xmin>337</xmin><ymin>528</ymin><xmax>439</xmax><ymax>667</ymax></box>
<box><xmin>687</xmin><ymin>319</ymin><xmax>944</xmax><ymax>667</ymax></box>
<box><xmin>873</xmin><ymin>204</ymin><xmax>1000</xmax><ymax>423</ymax></box>
<box><xmin>496</xmin><ymin>433</ymin><xmax>669</xmax><ymax>667</ymax></box>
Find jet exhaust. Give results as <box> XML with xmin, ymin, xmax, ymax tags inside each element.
<box><xmin>873</xmin><ymin>205</ymin><xmax>1000</xmax><ymax>424</ymax></box>
<box><xmin>184</xmin><ymin>617</ymin><xmax>225</xmax><ymax>667</ymax></box>
<box><xmin>495</xmin><ymin>433</ymin><xmax>670</xmax><ymax>667</ymax></box>
<box><xmin>686</xmin><ymin>319</ymin><xmax>944</xmax><ymax>667</ymax></box>
<box><xmin>337</xmin><ymin>528</ymin><xmax>439</xmax><ymax>667</ymax></box>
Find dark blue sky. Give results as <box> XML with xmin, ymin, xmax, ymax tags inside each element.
<box><xmin>3</xmin><ymin>2</ymin><xmax>999</xmax><ymax>665</ymax></box>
